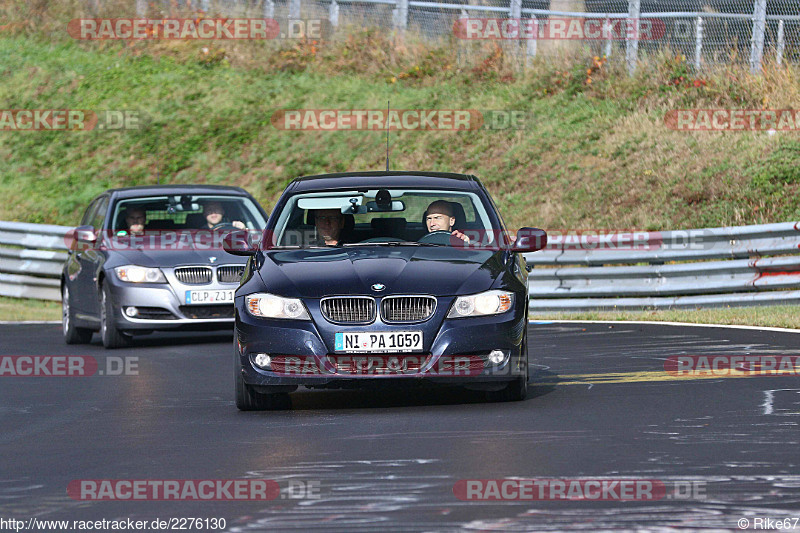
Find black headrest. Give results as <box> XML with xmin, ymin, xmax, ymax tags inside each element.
<box><xmin>371</xmin><ymin>218</ymin><xmax>407</xmax><ymax>237</ymax></box>
<box><xmin>185</xmin><ymin>213</ymin><xmax>207</xmax><ymax>228</ymax></box>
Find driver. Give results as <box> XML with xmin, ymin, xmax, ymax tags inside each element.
<box><xmin>312</xmin><ymin>209</ymin><xmax>345</xmax><ymax>246</ymax></box>
<box><xmin>424</xmin><ymin>201</ymin><xmax>469</xmax><ymax>243</ymax></box>
<box><xmin>202</xmin><ymin>201</ymin><xmax>245</xmax><ymax>230</ymax></box>
<box><xmin>122</xmin><ymin>206</ymin><xmax>146</xmax><ymax>235</ymax></box>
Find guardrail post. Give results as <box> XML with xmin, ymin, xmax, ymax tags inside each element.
<box><xmin>694</xmin><ymin>16</ymin><xmax>703</xmax><ymax>71</ymax></box>
<box><xmin>604</xmin><ymin>16</ymin><xmax>612</xmax><ymax>57</ymax></box>
<box><xmin>329</xmin><ymin>0</ymin><xmax>339</xmax><ymax>27</ymax></box>
<box><xmin>136</xmin><ymin>0</ymin><xmax>147</xmax><ymax>16</ymax></box>
<box><xmin>749</xmin><ymin>0</ymin><xmax>766</xmax><ymax>73</ymax></box>
<box><xmin>262</xmin><ymin>0</ymin><xmax>274</xmax><ymax>19</ymax></box>
<box><xmin>393</xmin><ymin>0</ymin><xmax>408</xmax><ymax>30</ymax></box>
<box><xmin>777</xmin><ymin>19</ymin><xmax>785</xmax><ymax>66</ymax></box>
<box><xmin>289</xmin><ymin>0</ymin><xmax>301</xmax><ymax>19</ymax></box>
<box><xmin>199</xmin><ymin>0</ymin><xmax>210</xmax><ymax>12</ymax></box>
<box><xmin>625</xmin><ymin>0</ymin><xmax>640</xmax><ymax>74</ymax></box>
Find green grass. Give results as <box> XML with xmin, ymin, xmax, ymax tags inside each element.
<box><xmin>532</xmin><ymin>306</ymin><xmax>800</xmax><ymax>330</ymax></box>
<box><xmin>0</xmin><ymin>294</ymin><xmax>797</xmax><ymax>329</ymax></box>
<box><xmin>0</xmin><ymin>296</ymin><xmax>61</xmax><ymax>322</ymax></box>
<box><xmin>1</xmin><ymin>33</ymin><xmax>800</xmax><ymax>231</ymax></box>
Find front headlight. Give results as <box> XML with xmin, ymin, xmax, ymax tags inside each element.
<box><xmin>245</xmin><ymin>293</ymin><xmax>310</xmax><ymax>320</ymax></box>
<box><xmin>447</xmin><ymin>290</ymin><xmax>514</xmax><ymax>318</ymax></box>
<box><xmin>114</xmin><ymin>265</ymin><xmax>166</xmax><ymax>283</ymax></box>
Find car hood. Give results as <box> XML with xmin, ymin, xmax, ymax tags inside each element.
<box><xmin>257</xmin><ymin>246</ymin><xmax>506</xmax><ymax>298</ymax></box>
<box><xmin>106</xmin><ymin>247</ymin><xmax>244</xmax><ymax>268</ymax></box>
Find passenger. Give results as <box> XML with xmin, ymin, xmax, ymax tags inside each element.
<box><xmin>312</xmin><ymin>209</ymin><xmax>344</xmax><ymax>246</ymax></box>
<box><xmin>202</xmin><ymin>201</ymin><xmax>245</xmax><ymax>230</ymax></box>
<box><xmin>424</xmin><ymin>200</ymin><xmax>469</xmax><ymax>243</ymax></box>
<box><xmin>123</xmin><ymin>207</ymin><xmax>146</xmax><ymax>235</ymax></box>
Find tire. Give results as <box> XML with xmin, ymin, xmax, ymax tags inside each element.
<box><xmin>99</xmin><ymin>284</ymin><xmax>130</xmax><ymax>349</ymax></box>
<box><xmin>62</xmin><ymin>284</ymin><xmax>93</xmax><ymax>344</ymax></box>
<box><xmin>234</xmin><ymin>352</ymin><xmax>290</xmax><ymax>411</ymax></box>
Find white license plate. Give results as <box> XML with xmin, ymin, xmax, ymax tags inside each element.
<box><xmin>184</xmin><ymin>290</ymin><xmax>234</xmax><ymax>305</ymax></box>
<box><xmin>335</xmin><ymin>331</ymin><xmax>423</xmax><ymax>353</ymax></box>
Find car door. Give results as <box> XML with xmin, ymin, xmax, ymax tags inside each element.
<box><xmin>74</xmin><ymin>195</ymin><xmax>109</xmax><ymax>316</ymax></box>
<box><xmin>67</xmin><ymin>197</ymin><xmax>102</xmax><ymax>314</ymax></box>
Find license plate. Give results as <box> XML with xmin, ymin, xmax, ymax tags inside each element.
<box><xmin>184</xmin><ymin>290</ymin><xmax>234</xmax><ymax>305</ymax></box>
<box><xmin>335</xmin><ymin>331</ymin><xmax>423</xmax><ymax>353</ymax></box>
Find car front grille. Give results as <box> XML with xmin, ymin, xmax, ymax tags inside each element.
<box><xmin>380</xmin><ymin>296</ymin><xmax>437</xmax><ymax>322</ymax></box>
<box><xmin>179</xmin><ymin>305</ymin><xmax>235</xmax><ymax>319</ymax></box>
<box><xmin>217</xmin><ymin>265</ymin><xmax>245</xmax><ymax>283</ymax></box>
<box><xmin>320</xmin><ymin>297</ymin><xmax>376</xmax><ymax>324</ymax></box>
<box><xmin>175</xmin><ymin>266</ymin><xmax>212</xmax><ymax>285</ymax></box>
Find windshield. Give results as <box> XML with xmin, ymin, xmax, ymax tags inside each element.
<box><xmin>268</xmin><ymin>189</ymin><xmax>501</xmax><ymax>249</ymax></box>
<box><xmin>111</xmin><ymin>195</ymin><xmax>267</xmax><ymax>234</ymax></box>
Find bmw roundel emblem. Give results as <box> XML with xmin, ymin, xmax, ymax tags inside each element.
<box><xmin>372</xmin><ymin>283</ymin><xmax>386</xmax><ymax>292</ymax></box>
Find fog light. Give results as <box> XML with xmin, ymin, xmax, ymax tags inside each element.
<box><xmin>488</xmin><ymin>350</ymin><xmax>506</xmax><ymax>365</ymax></box>
<box><xmin>253</xmin><ymin>353</ymin><xmax>271</xmax><ymax>369</ymax></box>
<box><xmin>125</xmin><ymin>307</ymin><xmax>138</xmax><ymax>317</ymax></box>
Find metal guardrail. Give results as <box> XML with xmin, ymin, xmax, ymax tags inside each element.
<box><xmin>1</xmin><ymin>220</ymin><xmax>799</xmax><ymax>310</ymax></box>
<box><xmin>0</xmin><ymin>221</ymin><xmax>70</xmax><ymax>301</ymax></box>
<box><xmin>525</xmin><ymin>221</ymin><xmax>800</xmax><ymax>312</ymax></box>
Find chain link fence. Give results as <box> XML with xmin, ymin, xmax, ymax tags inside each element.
<box><xmin>93</xmin><ymin>0</ymin><xmax>800</xmax><ymax>71</ymax></box>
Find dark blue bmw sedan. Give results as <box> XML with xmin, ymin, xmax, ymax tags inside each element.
<box><xmin>226</xmin><ymin>172</ymin><xmax>547</xmax><ymax>410</ymax></box>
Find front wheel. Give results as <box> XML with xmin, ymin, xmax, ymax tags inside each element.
<box><xmin>62</xmin><ymin>284</ymin><xmax>93</xmax><ymax>344</ymax></box>
<box><xmin>99</xmin><ymin>284</ymin><xmax>130</xmax><ymax>349</ymax></box>
<box><xmin>234</xmin><ymin>355</ymin><xmax>290</xmax><ymax>411</ymax></box>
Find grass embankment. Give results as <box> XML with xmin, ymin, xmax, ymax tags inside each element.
<box><xmin>1</xmin><ymin>12</ymin><xmax>800</xmax><ymax>229</ymax></box>
<box><xmin>1</xmin><ymin>1</ymin><xmax>800</xmax><ymax>324</ymax></box>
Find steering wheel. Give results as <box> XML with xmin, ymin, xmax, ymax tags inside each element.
<box><xmin>211</xmin><ymin>222</ymin><xmax>237</xmax><ymax>230</ymax></box>
<box><xmin>417</xmin><ymin>230</ymin><xmax>454</xmax><ymax>246</ymax></box>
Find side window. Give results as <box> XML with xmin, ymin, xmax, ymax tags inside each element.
<box><xmin>80</xmin><ymin>198</ymin><xmax>101</xmax><ymax>226</ymax></box>
<box><xmin>89</xmin><ymin>197</ymin><xmax>109</xmax><ymax>229</ymax></box>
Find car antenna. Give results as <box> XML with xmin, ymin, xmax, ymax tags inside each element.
<box><xmin>385</xmin><ymin>99</ymin><xmax>390</xmax><ymax>172</ymax></box>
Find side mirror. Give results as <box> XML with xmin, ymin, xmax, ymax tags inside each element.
<box><xmin>65</xmin><ymin>225</ymin><xmax>98</xmax><ymax>251</ymax></box>
<box><xmin>222</xmin><ymin>230</ymin><xmax>257</xmax><ymax>256</ymax></box>
<box><xmin>512</xmin><ymin>227</ymin><xmax>547</xmax><ymax>253</ymax></box>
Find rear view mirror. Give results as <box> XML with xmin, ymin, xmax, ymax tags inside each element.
<box><xmin>512</xmin><ymin>227</ymin><xmax>547</xmax><ymax>253</ymax></box>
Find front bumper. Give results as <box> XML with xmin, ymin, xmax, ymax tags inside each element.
<box><xmin>104</xmin><ymin>273</ymin><xmax>238</xmax><ymax>331</ymax></box>
<box><xmin>235</xmin><ymin>302</ymin><xmax>527</xmax><ymax>389</ymax></box>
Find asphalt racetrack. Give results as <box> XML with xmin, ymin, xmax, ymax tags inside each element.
<box><xmin>1</xmin><ymin>321</ymin><xmax>799</xmax><ymax>531</ymax></box>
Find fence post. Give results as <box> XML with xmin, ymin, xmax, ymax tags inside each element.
<box><xmin>604</xmin><ymin>16</ymin><xmax>612</xmax><ymax>57</ymax></box>
<box><xmin>777</xmin><ymin>19</ymin><xmax>785</xmax><ymax>66</ymax></box>
<box><xmin>393</xmin><ymin>0</ymin><xmax>408</xmax><ymax>30</ymax></box>
<box><xmin>626</xmin><ymin>0</ymin><xmax>640</xmax><ymax>74</ymax></box>
<box><xmin>749</xmin><ymin>0</ymin><xmax>766</xmax><ymax>74</ymax></box>
<box><xmin>694</xmin><ymin>16</ymin><xmax>703</xmax><ymax>70</ymax></box>
<box><xmin>262</xmin><ymin>0</ymin><xmax>274</xmax><ymax>19</ymax></box>
<box><xmin>527</xmin><ymin>14</ymin><xmax>538</xmax><ymax>63</ymax></box>
<box><xmin>199</xmin><ymin>0</ymin><xmax>210</xmax><ymax>12</ymax></box>
<box><xmin>136</xmin><ymin>0</ymin><xmax>147</xmax><ymax>16</ymax></box>
<box><xmin>289</xmin><ymin>0</ymin><xmax>301</xmax><ymax>19</ymax></box>
<box><xmin>329</xmin><ymin>0</ymin><xmax>339</xmax><ymax>27</ymax></box>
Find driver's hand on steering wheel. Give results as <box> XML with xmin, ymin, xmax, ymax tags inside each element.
<box><xmin>451</xmin><ymin>230</ymin><xmax>470</xmax><ymax>243</ymax></box>
<box><xmin>232</xmin><ymin>220</ymin><xmax>246</xmax><ymax>229</ymax></box>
